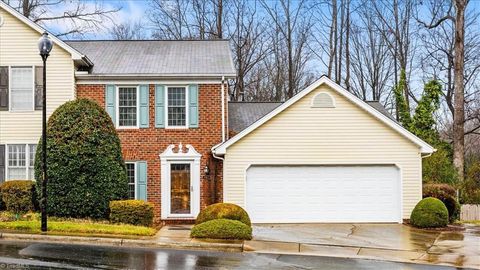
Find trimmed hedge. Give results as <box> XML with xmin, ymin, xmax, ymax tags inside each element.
<box><xmin>109</xmin><ymin>200</ymin><xmax>154</xmax><ymax>227</ymax></box>
<box><xmin>34</xmin><ymin>99</ymin><xmax>128</xmax><ymax>219</ymax></box>
<box><xmin>410</xmin><ymin>197</ymin><xmax>448</xmax><ymax>228</ymax></box>
<box><xmin>196</xmin><ymin>203</ymin><xmax>251</xmax><ymax>226</ymax></box>
<box><xmin>191</xmin><ymin>219</ymin><xmax>252</xmax><ymax>240</ymax></box>
<box><xmin>0</xmin><ymin>181</ymin><xmax>37</xmax><ymax>213</ymax></box>
<box><xmin>423</xmin><ymin>183</ymin><xmax>460</xmax><ymax>223</ymax></box>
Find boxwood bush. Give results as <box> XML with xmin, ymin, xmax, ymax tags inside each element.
<box><xmin>34</xmin><ymin>99</ymin><xmax>128</xmax><ymax>219</ymax></box>
<box><xmin>0</xmin><ymin>181</ymin><xmax>37</xmax><ymax>213</ymax></box>
<box><xmin>109</xmin><ymin>200</ymin><xmax>154</xmax><ymax>227</ymax></box>
<box><xmin>191</xmin><ymin>219</ymin><xmax>252</xmax><ymax>240</ymax></box>
<box><xmin>410</xmin><ymin>197</ymin><xmax>448</xmax><ymax>228</ymax></box>
<box><xmin>196</xmin><ymin>203</ymin><xmax>251</xmax><ymax>226</ymax></box>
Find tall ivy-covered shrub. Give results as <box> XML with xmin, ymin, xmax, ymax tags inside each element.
<box><xmin>35</xmin><ymin>99</ymin><xmax>128</xmax><ymax>219</ymax></box>
<box><xmin>411</xmin><ymin>80</ymin><xmax>443</xmax><ymax>145</ymax></box>
<box><xmin>394</xmin><ymin>69</ymin><xmax>411</xmax><ymax>127</ymax></box>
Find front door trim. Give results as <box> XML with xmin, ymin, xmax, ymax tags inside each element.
<box><xmin>160</xmin><ymin>144</ymin><xmax>201</xmax><ymax>219</ymax></box>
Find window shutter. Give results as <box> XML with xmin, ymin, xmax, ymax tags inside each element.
<box><xmin>35</xmin><ymin>66</ymin><xmax>43</xmax><ymax>110</ymax></box>
<box><xmin>155</xmin><ymin>85</ymin><xmax>165</xmax><ymax>128</ymax></box>
<box><xmin>0</xmin><ymin>67</ymin><xmax>8</xmax><ymax>111</ymax></box>
<box><xmin>105</xmin><ymin>85</ymin><xmax>116</xmax><ymax>124</ymax></box>
<box><xmin>188</xmin><ymin>84</ymin><xmax>199</xmax><ymax>128</ymax></box>
<box><xmin>139</xmin><ymin>85</ymin><xmax>149</xmax><ymax>128</ymax></box>
<box><xmin>136</xmin><ymin>161</ymin><xmax>147</xmax><ymax>201</ymax></box>
<box><xmin>0</xmin><ymin>145</ymin><xmax>5</xmax><ymax>183</ymax></box>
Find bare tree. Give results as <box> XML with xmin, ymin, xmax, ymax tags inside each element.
<box><xmin>148</xmin><ymin>0</ymin><xmax>225</xmax><ymax>40</ymax></box>
<box><xmin>417</xmin><ymin>0</ymin><xmax>471</xmax><ymax>180</ymax></box>
<box><xmin>228</xmin><ymin>1</ymin><xmax>269</xmax><ymax>101</ymax></box>
<box><xmin>260</xmin><ymin>0</ymin><xmax>313</xmax><ymax>99</ymax></box>
<box><xmin>109</xmin><ymin>21</ymin><xmax>146</xmax><ymax>40</ymax></box>
<box><xmin>349</xmin><ymin>1</ymin><xmax>394</xmax><ymax>103</ymax></box>
<box><xmin>3</xmin><ymin>0</ymin><xmax>120</xmax><ymax>37</ymax></box>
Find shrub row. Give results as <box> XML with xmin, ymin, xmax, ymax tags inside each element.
<box><xmin>109</xmin><ymin>200</ymin><xmax>154</xmax><ymax>227</ymax></box>
<box><xmin>0</xmin><ymin>180</ymin><xmax>37</xmax><ymax>213</ymax></box>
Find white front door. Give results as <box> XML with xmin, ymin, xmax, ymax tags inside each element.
<box><xmin>160</xmin><ymin>144</ymin><xmax>201</xmax><ymax>220</ymax></box>
<box><xmin>162</xmin><ymin>161</ymin><xmax>200</xmax><ymax>219</ymax></box>
<box><xmin>246</xmin><ymin>165</ymin><xmax>401</xmax><ymax>223</ymax></box>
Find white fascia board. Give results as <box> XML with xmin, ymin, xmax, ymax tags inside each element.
<box><xmin>212</xmin><ymin>76</ymin><xmax>436</xmax><ymax>155</ymax></box>
<box><xmin>0</xmin><ymin>2</ymin><xmax>90</xmax><ymax>63</ymax></box>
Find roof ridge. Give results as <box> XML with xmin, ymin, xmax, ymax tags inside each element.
<box><xmin>229</xmin><ymin>101</ymin><xmax>283</xmax><ymax>103</ymax></box>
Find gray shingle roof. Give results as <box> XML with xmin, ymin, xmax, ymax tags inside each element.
<box><xmin>366</xmin><ymin>101</ymin><xmax>396</xmax><ymax>121</ymax></box>
<box><xmin>229</xmin><ymin>102</ymin><xmax>282</xmax><ymax>133</ymax></box>
<box><xmin>65</xmin><ymin>40</ymin><xmax>236</xmax><ymax>76</ymax></box>
<box><xmin>228</xmin><ymin>101</ymin><xmax>395</xmax><ymax>133</ymax></box>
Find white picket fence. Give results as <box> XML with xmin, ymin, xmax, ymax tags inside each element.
<box><xmin>460</xmin><ymin>204</ymin><xmax>480</xmax><ymax>221</ymax></box>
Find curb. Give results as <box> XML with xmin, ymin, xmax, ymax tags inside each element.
<box><xmin>0</xmin><ymin>233</ymin><xmax>243</xmax><ymax>253</ymax></box>
<box><xmin>243</xmin><ymin>240</ymin><xmax>479</xmax><ymax>270</ymax></box>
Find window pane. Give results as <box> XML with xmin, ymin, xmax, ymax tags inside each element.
<box><xmin>126</xmin><ymin>163</ymin><xmax>135</xmax><ymax>199</ymax></box>
<box><xmin>11</xmin><ymin>67</ymin><xmax>33</xmax><ymax>111</ymax></box>
<box><xmin>118</xmin><ymin>87</ymin><xmax>137</xmax><ymax>127</ymax></box>
<box><xmin>170</xmin><ymin>164</ymin><xmax>190</xmax><ymax>214</ymax></box>
<box><xmin>29</xmin><ymin>145</ymin><xmax>36</xmax><ymax>167</ymax></box>
<box><xmin>167</xmin><ymin>87</ymin><xmax>186</xmax><ymax>127</ymax></box>
<box><xmin>7</xmin><ymin>145</ymin><xmax>27</xmax><ymax>180</ymax></box>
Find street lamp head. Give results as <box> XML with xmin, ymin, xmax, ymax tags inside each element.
<box><xmin>38</xmin><ymin>32</ymin><xmax>53</xmax><ymax>58</ymax></box>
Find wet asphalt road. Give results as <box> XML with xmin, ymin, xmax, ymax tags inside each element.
<box><xmin>0</xmin><ymin>240</ymin><xmax>472</xmax><ymax>270</ymax></box>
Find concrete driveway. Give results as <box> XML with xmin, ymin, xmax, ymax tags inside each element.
<box><xmin>244</xmin><ymin>223</ymin><xmax>480</xmax><ymax>269</ymax></box>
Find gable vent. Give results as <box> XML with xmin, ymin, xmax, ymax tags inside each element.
<box><xmin>311</xmin><ymin>92</ymin><xmax>335</xmax><ymax>108</ymax></box>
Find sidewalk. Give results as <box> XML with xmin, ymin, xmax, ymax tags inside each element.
<box><xmin>0</xmin><ymin>225</ymin><xmax>242</xmax><ymax>252</ymax></box>
<box><xmin>244</xmin><ymin>223</ymin><xmax>480</xmax><ymax>269</ymax></box>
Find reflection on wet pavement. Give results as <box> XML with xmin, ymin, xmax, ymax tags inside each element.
<box><xmin>0</xmin><ymin>240</ymin><xmax>475</xmax><ymax>270</ymax></box>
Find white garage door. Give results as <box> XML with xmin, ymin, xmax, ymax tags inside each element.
<box><xmin>246</xmin><ymin>165</ymin><xmax>401</xmax><ymax>223</ymax></box>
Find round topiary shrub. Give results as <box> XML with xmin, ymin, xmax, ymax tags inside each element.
<box><xmin>191</xmin><ymin>219</ymin><xmax>252</xmax><ymax>240</ymax></box>
<box><xmin>196</xmin><ymin>203</ymin><xmax>251</xmax><ymax>226</ymax></box>
<box><xmin>410</xmin><ymin>197</ymin><xmax>448</xmax><ymax>228</ymax></box>
<box><xmin>35</xmin><ymin>99</ymin><xmax>128</xmax><ymax>219</ymax></box>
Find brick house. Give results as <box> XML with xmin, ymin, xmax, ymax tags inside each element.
<box><xmin>1</xmin><ymin>2</ymin><xmax>435</xmax><ymax>225</ymax></box>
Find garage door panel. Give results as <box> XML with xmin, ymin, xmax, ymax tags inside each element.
<box><xmin>246</xmin><ymin>165</ymin><xmax>400</xmax><ymax>223</ymax></box>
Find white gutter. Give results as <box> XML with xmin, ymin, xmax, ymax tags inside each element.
<box><xmin>221</xmin><ymin>76</ymin><xmax>226</xmax><ymax>142</ymax></box>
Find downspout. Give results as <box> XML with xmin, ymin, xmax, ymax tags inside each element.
<box><xmin>221</xmin><ymin>76</ymin><xmax>226</xmax><ymax>142</ymax></box>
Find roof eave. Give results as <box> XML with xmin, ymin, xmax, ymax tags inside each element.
<box><xmin>212</xmin><ymin>76</ymin><xmax>436</xmax><ymax>156</ymax></box>
<box><xmin>75</xmin><ymin>73</ymin><xmax>237</xmax><ymax>79</ymax></box>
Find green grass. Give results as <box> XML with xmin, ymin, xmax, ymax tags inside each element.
<box><xmin>456</xmin><ymin>220</ymin><xmax>480</xmax><ymax>225</ymax></box>
<box><xmin>0</xmin><ymin>220</ymin><xmax>157</xmax><ymax>237</ymax></box>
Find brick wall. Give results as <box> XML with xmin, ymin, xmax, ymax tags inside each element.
<box><xmin>77</xmin><ymin>83</ymin><xmax>225</xmax><ymax>224</ymax></box>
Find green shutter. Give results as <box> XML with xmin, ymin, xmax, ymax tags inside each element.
<box><xmin>136</xmin><ymin>161</ymin><xmax>147</xmax><ymax>201</ymax></box>
<box><xmin>139</xmin><ymin>85</ymin><xmax>149</xmax><ymax>128</ymax></box>
<box><xmin>188</xmin><ymin>84</ymin><xmax>199</xmax><ymax>128</ymax></box>
<box><xmin>155</xmin><ymin>85</ymin><xmax>165</xmax><ymax>128</ymax></box>
<box><xmin>105</xmin><ymin>85</ymin><xmax>116</xmax><ymax>124</ymax></box>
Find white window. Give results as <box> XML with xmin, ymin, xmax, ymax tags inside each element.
<box><xmin>7</xmin><ymin>144</ymin><xmax>36</xmax><ymax>180</ymax></box>
<box><xmin>10</xmin><ymin>67</ymin><xmax>34</xmax><ymax>111</ymax></box>
<box><xmin>167</xmin><ymin>86</ymin><xmax>187</xmax><ymax>128</ymax></box>
<box><xmin>117</xmin><ymin>86</ymin><xmax>138</xmax><ymax>128</ymax></box>
<box><xmin>125</xmin><ymin>162</ymin><xmax>136</xmax><ymax>199</ymax></box>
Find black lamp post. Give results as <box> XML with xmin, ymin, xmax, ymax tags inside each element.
<box><xmin>38</xmin><ymin>32</ymin><xmax>53</xmax><ymax>233</ymax></box>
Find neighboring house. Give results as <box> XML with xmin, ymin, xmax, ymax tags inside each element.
<box><xmin>0</xmin><ymin>2</ymin><xmax>435</xmax><ymax>224</ymax></box>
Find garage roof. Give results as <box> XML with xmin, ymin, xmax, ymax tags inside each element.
<box><xmin>214</xmin><ymin>76</ymin><xmax>435</xmax><ymax>155</ymax></box>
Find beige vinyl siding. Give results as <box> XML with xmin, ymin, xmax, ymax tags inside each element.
<box><xmin>224</xmin><ymin>84</ymin><xmax>422</xmax><ymax>219</ymax></box>
<box><xmin>0</xmin><ymin>8</ymin><xmax>75</xmax><ymax>144</ymax></box>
